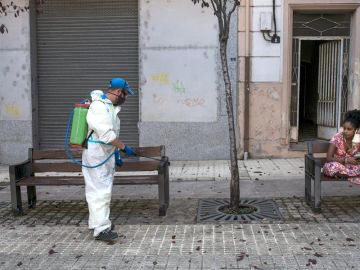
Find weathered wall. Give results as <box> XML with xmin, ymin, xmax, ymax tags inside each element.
<box><xmin>0</xmin><ymin>0</ymin><xmax>32</xmax><ymax>164</ymax></box>
<box><xmin>8</xmin><ymin>0</ymin><xmax>357</xmax><ymax>162</ymax></box>
<box><xmin>247</xmin><ymin>82</ymin><xmax>303</xmax><ymax>158</ymax></box>
<box><xmin>246</xmin><ymin>0</ymin><xmax>360</xmax><ymax>158</ymax></box>
<box><xmin>139</xmin><ymin>0</ymin><xmax>238</xmax><ymax>160</ymax></box>
<box><xmin>140</xmin><ymin>1</ymin><xmax>218</xmax><ymax>122</ymax></box>
<box><xmin>237</xmin><ymin>0</ymin><xmax>300</xmax><ymax>158</ymax></box>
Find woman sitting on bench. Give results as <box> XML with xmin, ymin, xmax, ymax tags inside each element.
<box><xmin>323</xmin><ymin>109</ymin><xmax>360</xmax><ymax>184</ymax></box>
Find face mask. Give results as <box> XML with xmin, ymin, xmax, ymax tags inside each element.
<box><xmin>116</xmin><ymin>95</ymin><xmax>126</xmax><ymax>106</ymax></box>
<box><xmin>110</xmin><ymin>91</ymin><xmax>127</xmax><ymax>106</ymax></box>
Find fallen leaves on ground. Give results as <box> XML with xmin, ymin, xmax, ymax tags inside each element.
<box><xmin>236</xmin><ymin>252</ymin><xmax>247</xmax><ymax>261</ymax></box>
<box><xmin>48</xmin><ymin>249</ymin><xmax>57</xmax><ymax>255</ymax></box>
<box><xmin>306</xmin><ymin>258</ymin><xmax>317</xmax><ymax>266</ymax></box>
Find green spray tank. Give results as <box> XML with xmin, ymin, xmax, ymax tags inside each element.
<box><xmin>65</xmin><ymin>97</ymin><xmax>168</xmax><ymax>168</ymax></box>
<box><xmin>65</xmin><ymin>100</ymin><xmax>118</xmax><ymax>168</ymax></box>
<box><xmin>70</xmin><ymin>103</ymin><xmax>90</xmax><ymax>148</ymax></box>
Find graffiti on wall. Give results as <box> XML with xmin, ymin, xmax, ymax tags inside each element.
<box><xmin>177</xmin><ymin>98</ymin><xmax>205</xmax><ymax>107</ymax></box>
<box><xmin>151</xmin><ymin>73</ymin><xmax>170</xmax><ymax>85</ymax></box>
<box><xmin>145</xmin><ymin>70</ymin><xmax>212</xmax><ymax>120</ymax></box>
<box><xmin>6</xmin><ymin>104</ymin><xmax>21</xmax><ymax>117</ymax></box>
<box><xmin>141</xmin><ymin>49</ymin><xmax>217</xmax><ymax>122</ymax></box>
<box><xmin>172</xmin><ymin>80</ymin><xmax>186</xmax><ymax>95</ymax></box>
<box><xmin>151</xmin><ymin>73</ymin><xmax>206</xmax><ymax>107</ymax></box>
<box><xmin>151</xmin><ymin>73</ymin><xmax>186</xmax><ymax>95</ymax></box>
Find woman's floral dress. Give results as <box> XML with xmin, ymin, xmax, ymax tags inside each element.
<box><xmin>323</xmin><ymin>132</ymin><xmax>360</xmax><ymax>184</ymax></box>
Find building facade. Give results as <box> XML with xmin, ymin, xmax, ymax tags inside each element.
<box><xmin>0</xmin><ymin>0</ymin><xmax>359</xmax><ymax>164</ymax></box>
<box><xmin>237</xmin><ymin>0</ymin><xmax>360</xmax><ymax>158</ymax></box>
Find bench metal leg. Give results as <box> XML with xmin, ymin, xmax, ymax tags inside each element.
<box><xmin>27</xmin><ymin>186</ymin><xmax>37</xmax><ymax>208</ymax></box>
<box><xmin>9</xmin><ymin>166</ymin><xmax>23</xmax><ymax>215</ymax></box>
<box><xmin>158</xmin><ymin>168</ymin><xmax>167</xmax><ymax>216</ymax></box>
<box><xmin>164</xmin><ymin>164</ymin><xmax>170</xmax><ymax>208</ymax></box>
<box><xmin>305</xmin><ymin>173</ymin><xmax>311</xmax><ymax>205</ymax></box>
<box><xmin>304</xmin><ymin>157</ymin><xmax>311</xmax><ymax>205</ymax></box>
<box><xmin>313</xmin><ymin>165</ymin><xmax>322</xmax><ymax>211</ymax></box>
<box><xmin>10</xmin><ymin>183</ymin><xmax>23</xmax><ymax>215</ymax></box>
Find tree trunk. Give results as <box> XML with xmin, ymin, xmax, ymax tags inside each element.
<box><xmin>219</xmin><ymin>40</ymin><xmax>240</xmax><ymax>210</ymax></box>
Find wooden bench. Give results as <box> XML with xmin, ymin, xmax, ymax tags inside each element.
<box><xmin>9</xmin><ymin>146</ymin><xmax>170</xmax><ymax>216</ymax></box>
<box><xmin>305</xmin><ymin>141</ymin><xmax>347</xmax><ymax>211</ymax></box>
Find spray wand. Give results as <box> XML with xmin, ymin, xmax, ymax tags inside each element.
<box><xmin>134</xmin><ymin>152</ymin><xmax>170</xmax><ymax>166</ymax></box>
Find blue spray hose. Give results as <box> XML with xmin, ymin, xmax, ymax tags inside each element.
<box><xmin>64</xmin><ymin>109</ymin><xmax>116</xmax><ymax>168</ymax></box>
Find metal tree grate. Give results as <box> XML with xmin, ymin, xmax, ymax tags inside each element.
<box><xmin>197</xmin><ymin>198</ymin><xmax>283</xmax><ymax>223</ymax></box>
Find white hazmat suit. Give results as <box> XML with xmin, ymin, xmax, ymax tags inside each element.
<box><xmin>82</xmin><ymin>90</ymin><xmax>121</xmax><ymax>237</ymax></box>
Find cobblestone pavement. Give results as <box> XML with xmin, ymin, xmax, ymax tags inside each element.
<box><xmin>2</xmin><ymin>196</ymin><xmax>360</xmax><ymax>226</ymax></box>
<box><xmin>0</xmin><ymin>196</ymin><xmax>360</xmax><ymax>269</ymax></box>
<box><xmin>1</xmin><ymin>158</ymin><xmax>360</xmax><ymax>269</ymax></box>
<box><xmin>0</xmin><ymin>222</ymin><xmax>359</xmax><ymax>269</ymax></box>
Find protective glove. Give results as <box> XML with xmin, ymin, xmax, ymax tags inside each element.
<box><xmin>121</xmin><ymin>145</ymin><xmax>136</xmax><ymax>156</ymax></box>
<box><xmin>114</xmin><ymin>149</ymin><xmax>123</xmax><ymax>167</ymax></box>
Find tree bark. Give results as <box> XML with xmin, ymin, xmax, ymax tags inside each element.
<box><xmin>219</xmin><ymin>40</ymin><xmax>240</xmax><ymax>210</ymax></box>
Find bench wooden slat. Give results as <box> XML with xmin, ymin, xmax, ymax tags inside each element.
<box><xmin>116</xmin><ymin>161</ymin><xmax>161</xmax><ymax>171</ymax></box>
<box><xmin>308</xmin><ymin>141</ymin><xmax>330</xmax><ymax>154</ymax></box>
<box><xmin>32</xmin><ymin>161</ymin><xmax>161</xmax><ymax>173</ymax></box>
<box><xmin>321</xmin><ymin>175</ymin><xmax>347</xmax><ymax>181</ymax></box>
<box><xmin>134</xmin><ymin>146</ymin><xmax>164</xmax><ymax>157</ymax></box>
<box><xmin>16</xmin><ymin>175</ymin><xmax>159</xmax><ymax>186</ymax></box>
<box><xmin>316</xmin><ymin>157</ymin><xmax>327</xmax><ymax>167</ymax></box>
<box><xmin>32</xmin><ymin>149</ymin><xmax>82</xmax><ymax>160</ymax></box>
<box><xmin>10</xmin><ymin>146</ymin><xmax>169</xmax><ymax>217</ymax></box>
<box><xmin>32</xmin><ymin>146</ymin><xmax>164</xmax><ymax>160</ymax></box>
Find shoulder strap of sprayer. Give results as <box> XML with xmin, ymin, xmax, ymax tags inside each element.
<box><xmin>82</xmin><ymin>130</ymin><xmax>94</xmax><ymax>149</ymax></box>
<box><xmin>80</xmin><ymin>98</ymin><xmax>93</xmax><ymax>149</ymax></box>
<box><xmin>82</xmin><ymin>96</ymin><xmax>115</xmax><ymax>149</ymax></box>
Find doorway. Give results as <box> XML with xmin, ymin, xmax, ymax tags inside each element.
<box><xmin>290</xmin><ymin>38</ymin><xmax>349</xmax><ymax>144</ymax></box>
<box><xmin>289</xmin><ymin>12</ymin><xmax>351</xmax><ymax>146</ymax></box>
<box><xmin>298</xmin><ymin>40</ymin><xmax>321</xmax><ymax>141</ymax></box>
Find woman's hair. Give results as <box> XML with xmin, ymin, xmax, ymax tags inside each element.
<box><xmin>343</xmin><ymin>109</ymin><xmax>360</xmax><ymax>129</ymax></box>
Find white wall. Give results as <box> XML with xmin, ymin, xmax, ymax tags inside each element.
<box><xmin>0</xmin><ymin>0</ymin><xmax>31</xmax><ymax>121</ymax></box>
<box><xmin>0</xmin><ymin>0</ymin><xmax>32</xmax><ymax>164</ymax></box>
<box><xmin>139</xmin><ymin>0</ymin><xmax>239</xmax><ymax>160</ymax></box>
<box><xmin>140</xmin><ymin>0</ymin><xmax>219</xmax><ymax>122</ymax></box>
<box><xmin>250</xmin><ymin>0</ymin><xmax>282</xmax><ymax>82</ymax></box>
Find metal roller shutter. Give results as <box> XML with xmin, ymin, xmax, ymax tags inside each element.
<box><xmin>36</xmin><ymin>0</ymin><xmax>139</xmax><ymax>149</ymax></box>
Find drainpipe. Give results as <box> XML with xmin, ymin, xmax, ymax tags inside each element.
<box><xmin>243</xmin><ymin>0</ymin><xmax>250</xmax><ymax>160</ymax></box>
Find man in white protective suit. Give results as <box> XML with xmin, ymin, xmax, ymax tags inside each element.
<box><xmin>82</xmin><ymin>78</ymin><xmax>136</xmax><ymax>242</ymax></box>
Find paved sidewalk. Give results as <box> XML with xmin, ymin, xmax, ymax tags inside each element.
<box><xmin>1</xmin><ymin>196</ymin><xmax>360</xmax><ymax>270</ymax></box>
<box><xmin>0</xmin><ymin>158</ymin><xmax>304</xmax><ymax>183</ymax></box>
<box><xmin>0</xmin><ymin>165</ymin><xmax>9</xmax><ymax>183</ymax></box>
<box><xmin>0</xmin><ymin>223</ymin><xmax>359</xmax><ymax>270</ymax></box>
<box><xmin>2</xmin><ymin>157</ymin><xmax>360</xmax><ymax>269</ymax></box>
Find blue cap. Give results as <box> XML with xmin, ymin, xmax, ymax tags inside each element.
<box><xmin>109</xmin><ymin>78</ymin><xmax>134</xmax><ymax>95</ymax></box>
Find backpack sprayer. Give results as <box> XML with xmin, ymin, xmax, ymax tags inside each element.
<box><xmin>65</xmin><ymin>100</ymin><xmax>167</xmax><ymax>167</ymax></box>
<box><xmin>70</xmin><ymin>102</ymin><xmax>91</xmax><ymax>148</ymax></box>
<box><xmin>65</xmin><ymin>101</ymin><xmax>117</xmax><ymax>168</ymax></box>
